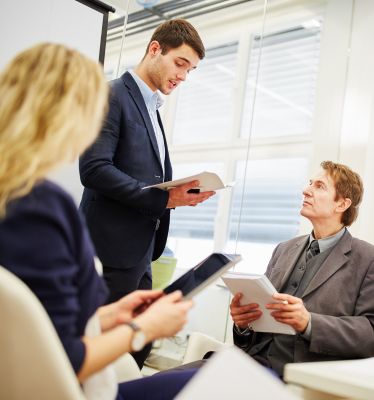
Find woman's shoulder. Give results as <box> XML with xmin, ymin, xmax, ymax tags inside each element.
<box><xmin>6</xmin><ymin>180</ymin><xmax>80</xmax><ymax>231</ymax></box>
<box><xmin>34</xmin><ymin>179</ymin><xmax>74</xmax><ymax>202</ymax></box>
<box><xmin>31</xmin><ymin>180</ymin><xmax>78</xmax><ymax>215</ymax></box>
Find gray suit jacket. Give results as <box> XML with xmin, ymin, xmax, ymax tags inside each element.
<box><xmin>234</xmin><ymin>230</ymin><xmax>374</xmax><ymax>365</ymax></box>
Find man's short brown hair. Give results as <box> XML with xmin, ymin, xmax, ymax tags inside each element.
<box><xmin>145</xmin><ymin>19</ymin><xmax>205</xmax><ymax>59</ymax></box>
<box><xmin>321</xmin><ymin>161</ymin><xmax>364</xmax><ymax>226</ymax></box>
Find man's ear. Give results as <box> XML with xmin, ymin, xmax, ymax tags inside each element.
<box><xmin>148</xmin><ymin>40</ymin><xmax>161</xmax><ymax>56</ymax></box>
<box><xmin>336</xmin><ymin>198</ymin><xmax>352</xmax><ymax>213</ymax></box>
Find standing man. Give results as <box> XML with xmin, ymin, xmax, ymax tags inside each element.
<box><xmin>79</xmin><ymin>19</ymin><xmax>214</xmax><ymax>367</ymax></box>
<box><xmin>231</xmin><ymin>161</ymin><xmax>374</xmax><ymax>377</ymax></box>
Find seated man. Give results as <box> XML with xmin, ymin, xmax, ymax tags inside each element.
<box><xmin>231</xmin><ymin>161</ymin><xmax>374</xmax><ymax>377</ymax></box>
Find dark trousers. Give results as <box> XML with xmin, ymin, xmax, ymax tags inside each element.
<box><xmin>103</xmin><ymin>264</ymin><xmax>153</xmax><ymax>302</ymax></box>
<box><xmin>160</xmin><ymin>351</ymin><xmax>281</xmax><ymax>379</ymax></box>
<box><xmin>103</xmin><ymin>241</ymin><xmax>154</xmax><ymax>369</ymax></box>
<box><xmin>116</xmin><ymin>368</ymin><xmax>197</xmax><ymax>400</ymax></box>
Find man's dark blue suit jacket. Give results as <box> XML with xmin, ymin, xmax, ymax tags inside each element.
<box><xmin>79</xmin><ymin>72</ymin><xmax>172</xmax><ymax>269</ymax></box>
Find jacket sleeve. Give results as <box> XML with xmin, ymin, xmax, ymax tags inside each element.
<box><xmin>0</xmin><ymin>184</ymin><xmax>108</xmax><ymax>373</ymax></box>
<box><xmin>308</xmin><ymin>259</ymin><xmax>374</xmax><ymax>358</ymax></box>
<box><xmin>79</xmin><ymin>90</ymin><xmax>169</xmax><ymax>218</ymax></box>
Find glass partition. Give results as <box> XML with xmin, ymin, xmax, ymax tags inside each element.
<box><xmin>228</xmin><ymin>157</ymin><xmax>308</xmax><ymax>274</ymax></box>
<box><xmin>103</xmin><ymin>0</ymin><xmax>371</xmax><ymax>349</ymax></box>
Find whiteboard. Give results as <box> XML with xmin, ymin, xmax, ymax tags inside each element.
<box><xmin>0</xmin><ymin>0</ymin><xmax>108</xmax><ymax>69</ymax></box>
<box><xmin>0</xmin><ymin>0</ymin><xmax>113</xmax><ymax>204</ymax></box>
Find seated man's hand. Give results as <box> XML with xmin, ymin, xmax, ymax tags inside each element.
<box><xmin>266</xmin><ymin>293</ymin><xmax>310</xmax><ymax>333</ymax></box>
<box><xmin>166</xmin><ymin>180</ymin><xmax>215</xmax><ymax>208</ymax></box>
<box><xmin>230</xmin><ymin>293</ymin><xmax>262</xmax><ymax>329</ymax></box>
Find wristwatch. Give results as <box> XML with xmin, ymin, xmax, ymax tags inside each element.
<box><xmin>126</xmin><ymin>321</ymin><xmax>146</xmax><ymax>352</ymax></box>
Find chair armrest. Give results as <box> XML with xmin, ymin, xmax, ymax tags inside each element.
<box><xmin>182</xmin><ymin>332</ymin><xmax>229</xmax><ymax>364</ymax></box>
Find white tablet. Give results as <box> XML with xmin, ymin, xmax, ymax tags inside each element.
<box><xmin>163</xmin><ymin>253</ymin><xmax>242</xmax><ymax>299</ymax></box>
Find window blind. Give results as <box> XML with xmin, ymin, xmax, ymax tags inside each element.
<box><xmin>168</xmin><ymin>163</ymin><xmax>223</xmax><ymax>239</ymax></box>
<box><xmin>172</xmin><ymin>42</ymin><xmax>238</xmax><ymax>145</ymax></box>
<box><xmin>241</xmin><ymin>24</ymin><xmax>322</xmax><ymax>138</ymax></box>
<box><xmin>229</xmin><ymin>158</ymin><xmax>308</xmax><ymax>244</ymax></box>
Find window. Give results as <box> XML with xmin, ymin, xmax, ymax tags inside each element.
<box><xmin>167</xmin><ymin>162</ymin><xmax>223</xmax><ymax>269</ymax></box>
<box><xmin>172</xmin><ymin>43</ymin><xmax>238</xmax><ymax>145</ymax></box>
<box><xmin>228</xmin><ymin>157</ymin><xmax>308</xmax><ymax>273</ymax></box>
<box><xmin>241</xmin><ymin>24</ymin><xmax>322</xmax><ymax>138</ymax></box>
<box><xmin>167</xmin><ymin>30</ymin><xmax>318</xmax><ymax>271</ymax></box>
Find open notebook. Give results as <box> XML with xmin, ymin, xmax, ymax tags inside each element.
<box><xmin>143</xmin><ymin>171</ymin><xmax>234</xmax><ymax>192</ymax></box>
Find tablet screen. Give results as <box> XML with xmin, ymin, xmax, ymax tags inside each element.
<box><xmin>163</xmin><ymin>253</ymin><xmax>239</xmax><ymax>298</ymax></box>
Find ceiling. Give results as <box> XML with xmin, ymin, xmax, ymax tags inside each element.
<box><xmin>105</xmin><ymin>0</ymin><xmax>254</xmax><ymax>40</ymax></box>
<box><xmin>105</xmin><ymin>0</ymin><xmax>171</xmax><ymax>15</ymax></box>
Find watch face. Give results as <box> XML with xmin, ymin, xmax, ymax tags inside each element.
<box><xmin>132</xmin><ymin>331</ymin><xmax>146</xmax><ymax>352</ymax></box>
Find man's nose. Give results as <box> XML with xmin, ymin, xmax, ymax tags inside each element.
<box><xmin>303</xmin><ymin>186</ymin><xmax>312</xmax><ymax>197</ymax></box>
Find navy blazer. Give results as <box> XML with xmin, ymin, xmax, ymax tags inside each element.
<box><xmin>79</xmin><ymin>72</ymin><xmax>172</xmax><ymax>268</ymax></box>
<box><xmin>0</xmin><ymin>181</ymin><xmax>108</xmax><ymax>373</ymax></box>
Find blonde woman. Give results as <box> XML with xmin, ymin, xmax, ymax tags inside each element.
<box><xmin>0</xmin><ymin>43</ymin><xmax>196</xmax><ymax>400</ymax></box>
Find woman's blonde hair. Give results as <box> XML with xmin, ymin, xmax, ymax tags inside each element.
<box><xmin>0</xmin><ymin>43</ymin><xmax>109</xmax><ymax>217</ymax></box>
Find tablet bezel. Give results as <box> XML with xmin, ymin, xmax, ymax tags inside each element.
<box><xmin>163</xmin><ymin>253</ymin><xmax>242</xmax><ymax>299</ymax></box>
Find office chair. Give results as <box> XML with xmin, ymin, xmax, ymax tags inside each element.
<box><xmin>182</xmin><ymin>332</ymin><xmax>228</xmax><ymax>364</ymax></box>
<box><xmin>0</xmin><ymin>266</ymin><xmax>85</xmax><ymax>400</ymax></box>
<box><xmin>0</xmin><ymin>265</ymin><xmax>227</xmax><ymax>397</ymax></box>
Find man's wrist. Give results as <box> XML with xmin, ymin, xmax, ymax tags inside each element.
<box><xmin>300</xmin><ymin>314</ymin><xmax>312</xmax><ymax>340</ymax></box>
<box><xmin>234</xmin><ymin>324</ymin><xmax>252</xmax><ymax>336</ymax></box>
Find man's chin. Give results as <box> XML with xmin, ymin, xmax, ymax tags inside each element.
<box><xmin>160</xmin><ymin>87</ymin><xmax>173</xmax><ymax>95</ymax></box>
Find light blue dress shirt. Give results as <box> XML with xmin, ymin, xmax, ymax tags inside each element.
<box><xmin>308</xmin><ymin>227</ymin><xmax>346</xmax><ymax>253</ymax></box>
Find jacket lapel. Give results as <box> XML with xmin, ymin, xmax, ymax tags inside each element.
<box><xmin>273</xmin><ymin>236</ymin><xmax>309</xmax><ymax>290</ymax></box>
<box><xmin>302</xmin><ymin>230</ymin><xmax>351</xmax><ymax>298</ymax></box>
<box><xmin>122</xmin><ymin>72</ymin><xmax>163</xmax><ymax>171</ymax></box>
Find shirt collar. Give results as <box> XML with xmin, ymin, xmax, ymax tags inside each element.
<box><xmin>129</xmin><ymin>70</ymin><xmax>164</xmax><ymax>111</ymax></box>
<box><xmin>309</xmin><ymin>227</ymin><xmax>346</xmax><ymax>253</ymax></box>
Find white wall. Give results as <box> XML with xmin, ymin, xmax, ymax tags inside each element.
<box><xmin>0</xmin><ymin>0</ymin><xmax>106</xmax><ymax>205</ymax></box>
<box><xmin>0</xmin><ymin>0</ymin><xmax>103</xmax><ymax>69</ymax></box>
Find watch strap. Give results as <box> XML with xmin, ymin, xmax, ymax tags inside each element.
<box><xmin>125</xmin><ymin>321</ymin><xmax>146</xmax><ymax>352</ymax></box>
<box><xmin>126</xmin><ymin>321</ymin><xmax>141</xmax><ymax>332</ymax></box>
